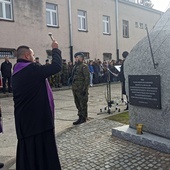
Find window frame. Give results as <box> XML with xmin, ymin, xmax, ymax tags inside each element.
<box><xmin>0</xmin><ymin>48</ymin><xmax>16</xmax><ymax>59</ymax></box>
<box><xmin>46</xmin><ymin>2</ymin><xmax>59</xmax><ymax>27</ymax></box>
<box><xmin>139</xmin><ymin>23</ymin><xmax>144</xmax><ymax>29</ymax></box>
<box><xmin>103</xmin><ymin>15</ymin><xmax>111</xmax><ymax>35</ymax></box>
<box><xmin>123</xmin><ymin>20</ymin><xmax>129</xmax><ymax>38</ymax></box>
<box><xmin>103</xmin><ymin>53</ymin><xmax>112</xmax><ymax>61</ymax></box>
<box><xmin>78</xmin><ymin>9</ymin><xmax>87</xmax><ymax>31</ymax></box>
<box><xmin>46</xmin><ymin>50</ymin><xmax>52</xmax><ymax>59</ymax></box>
<box><xmin>135</xmin><ymin>22</ymin><xmax>138</xmax><ymax>28</ymax></box>
<box><xmin>0</xmin><ymin>0</ymin><xmax>13</xmax><ymax>21</ymax></box>
<box><xmin>82</xmin><ymin>52</ymin><xmax>89</xmax><ymax>60</ymax></box>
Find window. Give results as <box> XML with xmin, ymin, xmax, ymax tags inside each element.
<box><xmin>123</xmin><ymin>20</ymin><xmax>129</xmax><ymax>38</ymax></box>
<box><xmin>135</xmin><ymin>22</ymin><xmax>138</xmax><ymax>28</ymax></box>
<box><xmin>46</xmin><ymin>3</ymin><xmax>58</xmax><ymax>27</ymax></box>
<box><xmin>0</xmin><ymin>48</ymin><xmax>16</xmax><ymax>59</ymax></box>
<box><xmin>103</xmin><ymin>15</ymin><xmax>110</xmax><ymax>34</ymax></box>
<box><xmin>139</xmin><ymin>23</ymin><xmax>144</xmax><ymax>29</ymax></box>
<box><xmin>78</xmin><ymin>10</ymin><xmax>87</xmax><ymax>31</ymax></box>
<box><xmin>103</xmin><ymin>53</ymin><xmax>112</xmax><ymax>61</ymax></box>
<box><xmin>46</xmin><ymin>50</ymin><xmax>52</xmax><ymax>59</ymax></box>
<box><xmin>0</xmin><ymin>0</ymin><xmax>13</xmax><ymax>20</ymax></box>
<box><xmin>82</xmin><ymin>52</ymin><xmax>89</xmax><ymax>60</ymax></box>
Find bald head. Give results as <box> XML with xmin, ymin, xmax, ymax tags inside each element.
<box><xmin>17</xmin><ymin>46</ymin><xmax>35</xmax><ymax>62</ymax></box>
<box><xmin>4</xmin><ymin>56</ymin><xmax>9</xmax><ymax>62</ymax></box>
<box><xmin>17</xmin><ymin>46</ymin><xmax>30</xmax><ymax>59</ymax></box>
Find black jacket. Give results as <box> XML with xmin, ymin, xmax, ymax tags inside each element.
<box><xmin>12</xmin><ymin>48</ymin><xmax>62</xmax><ymax>139</ymax></box>
<box><xmin>1</xmin><ymin>61</ymin><xmax>12</xmax><ymax>77</ymax></box>
<box><xmin>119</xmin><ymin>60</ymin><xmax>125</xmax><ymax>82</ymax></box>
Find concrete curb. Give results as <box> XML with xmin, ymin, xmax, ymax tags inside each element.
<box><xmin>112</xmin><ymin>125</ymin><xmax>170</xmax><ymax>154</ymax></box>
<box><xmin>2</xmin><ymin>157</ymin><xmax>16</xmax><ymax>170</ymax></box>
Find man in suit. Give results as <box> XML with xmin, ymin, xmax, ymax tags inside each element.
<box><xmin>1</xmin><ymin>56</ymin><xmax>12</xmax><ymax>93</ymax></box>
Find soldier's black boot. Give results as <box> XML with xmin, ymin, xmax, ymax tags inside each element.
<box><xmin>0</xmin><ymin>163</ymin><xmax>4</xmax><ymax>169</ymax></box>
<box><xmin>79</xmin><ymin>116</ymin><xmax>86</xmax><ymax>124</ymax></box>
<box><xmin>73</xmin><ymin>116</ymin><xmax>81</xmax><ymax>125</ymax></box>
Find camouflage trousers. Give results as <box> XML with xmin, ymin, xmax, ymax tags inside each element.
<box><xmin>72</xmin><ymin>87</ymin><xmax>88</xmax><ymax>118</ymax></box>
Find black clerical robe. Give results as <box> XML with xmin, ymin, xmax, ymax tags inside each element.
<box><xmin>12</xmin><ymin>48</ymin><xmax>62</xmax><ymax>170</ymax></box>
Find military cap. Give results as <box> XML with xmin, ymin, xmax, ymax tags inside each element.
<box><xmin>74</xmin><ymin>52</ymin><xmax>84</xmax><ymax>58</ymax></box>
<box><xmin>122</xmin><ymin>51</ymin><xmax>129</xmax><ymax>58</ymax></box>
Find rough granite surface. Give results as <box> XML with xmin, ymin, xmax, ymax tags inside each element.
<box><xmin>124</xmin><ymin>9</ymin><xmax>170</xmax><ymax>139</ymax></box>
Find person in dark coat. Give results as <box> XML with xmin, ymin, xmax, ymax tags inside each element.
<box><xmin>92</xmin><ymin>60</ymin><xmax>100</xmax><ymax>84</ymax></box>
<box><xmin>1</xmin><ymin>56</ymin><xmax>12</xmax><ymax>93</ymax></box>
<box><xmin>12</xmin><ymin>40</ymin><xmax>62</xmax><ymax>170</ymax></box>
<box><xmin>35</xmin><ymin>57</ymin><xmax>41</xmax><ymax>65</ymax></box>
<box><xmin>119</xmin><ymin>51</ymin><xmax>129</xmax><ymax>110</ymax></box>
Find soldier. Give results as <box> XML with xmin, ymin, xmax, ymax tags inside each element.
<box><xmin>45</xmin><ymin>59</ymin><xmax>50</xmax><ymax>82</ymax></box>
<box><xmin>45</xmin><ymin>59</ymin><xmax>50</xmax><ymax>65</ymax></box>
<box><xmin>71</xmin><ymin>52</ymin><xmax>90</xmax><ymax>125</ymax></box>
<box><xmin>48</xmin><ymin>60</ymin><xmax>61</xmax><ymax>88</ymax></box>
<box><xmin>35</xmin><ymin>57</ymin><xmax>41</xmax><ymax>65</ymax></box>
<box><xmin>55</xmin><ymin>72</ymin><xmax>62</xmax><ymax>88</ymax></box>
<box><xmin>68</xmin><ymin>61</ymin><xmax>74</xmax><ymax>86</ymax></box>
<box><xmin>61</xmin><ymin>59</ymin><xmax>68</xmax><ymax>86</ymax></box>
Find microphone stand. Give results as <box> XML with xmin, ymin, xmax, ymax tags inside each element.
<box><xmin>98</xmin><ymin>65</ymin><xmax>120</xmax><ymax>114</ymax></box>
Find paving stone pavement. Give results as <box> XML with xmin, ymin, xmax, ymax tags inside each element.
<box><xmin>1</xmin><ymin>83</ymin><xmax>170</xmax><ymax>170</ymax></box>
<box><xmin>57</xmin><ymin>119</ymin><xmax>170</xmax><ymax>170</ymax></box>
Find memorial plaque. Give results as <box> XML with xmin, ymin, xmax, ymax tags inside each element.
<box><xmin>129</xmin><ymin>75</ymin><xmax>161</xmax><ymax>109</ymax></box>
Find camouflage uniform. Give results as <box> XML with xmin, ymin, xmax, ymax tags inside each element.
<box><xmin>72</xmin><ymin>62</ymin><xmax>90</xmax><ymax>119</ymax></box>
<box><xmin>61</xmin><ymin>63</ymin><xmax>68</xmax><ymax>86</ymax></box>
<box><xmin>55</xmin><ymin>72</ymin><xmax>62</xmax><ymax>87</ymax></box>
<box><xmin>49</xmin><ymin>72</ymin><xmax>61</xmax><ymax>88</ymax></box>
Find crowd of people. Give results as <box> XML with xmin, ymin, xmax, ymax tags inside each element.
<box><xmin>0</xmin><ymin>56</ymin><xmax>124</xmax><ymax>93</ymax></box>
<box><xmin>46</xmin><ymin>58</ymin><xmax>123</xmax><ymax>88</ymax></box>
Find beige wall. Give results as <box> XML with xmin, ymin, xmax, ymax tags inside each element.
<box><xmin>71</xmin><ymin>0</ymin><xmax>117</xmax><ymax>60</ymax></box>
<box><xmin>71</xmin><ymin>0</ymin><xmax>162</xmax><ymax>61</ymax></box>
<box><xmin>118</xmin><ymin>1</ymin><xmax>162</xmax><ymax>56</ymax></box>
<box><xmin>0</xmin><ymin>0</ymin><xmax>162</xmax><ymax>65</ymax></box>
<box><xmin>0</xmin><ymin>0</ymin><xmax>70</xmax><ymax>65</ymax></box>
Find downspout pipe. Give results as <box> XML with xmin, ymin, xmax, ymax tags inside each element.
<box><xmin>115</xmin><ymin>0</ymin><xmax>119</xmax><ymax>61</ymax></box>
<box><xmin>68</xmin><ymin>0</ymin><xmax>73</xmax><ymax>62</ymax></box>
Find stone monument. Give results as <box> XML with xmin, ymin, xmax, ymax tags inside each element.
<box><xmin>112</xmin><ymin>9</ymin><xmax>170</xmax><ymax>153</ymax></box>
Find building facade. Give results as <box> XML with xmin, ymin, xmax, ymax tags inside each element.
<box><xmin>0</xmin><ymin>0</ymin><xmax>163</xmax><ymax>64</ymax></box>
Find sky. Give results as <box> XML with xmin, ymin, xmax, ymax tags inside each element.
<box><xmin>151</xmin><ymin>0</ymin><xmax>170</xmax><ymax>12</ymax></box>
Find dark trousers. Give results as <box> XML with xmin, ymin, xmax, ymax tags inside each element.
<box><xmin>93</xmin><ymin>73</ymin><xmax>99</xmax><ymax>84</ymax></box>
<box><xmin>2</xmin><ymin>77</ymin><xmax>11</xmax><ymax>93</ymax></box>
